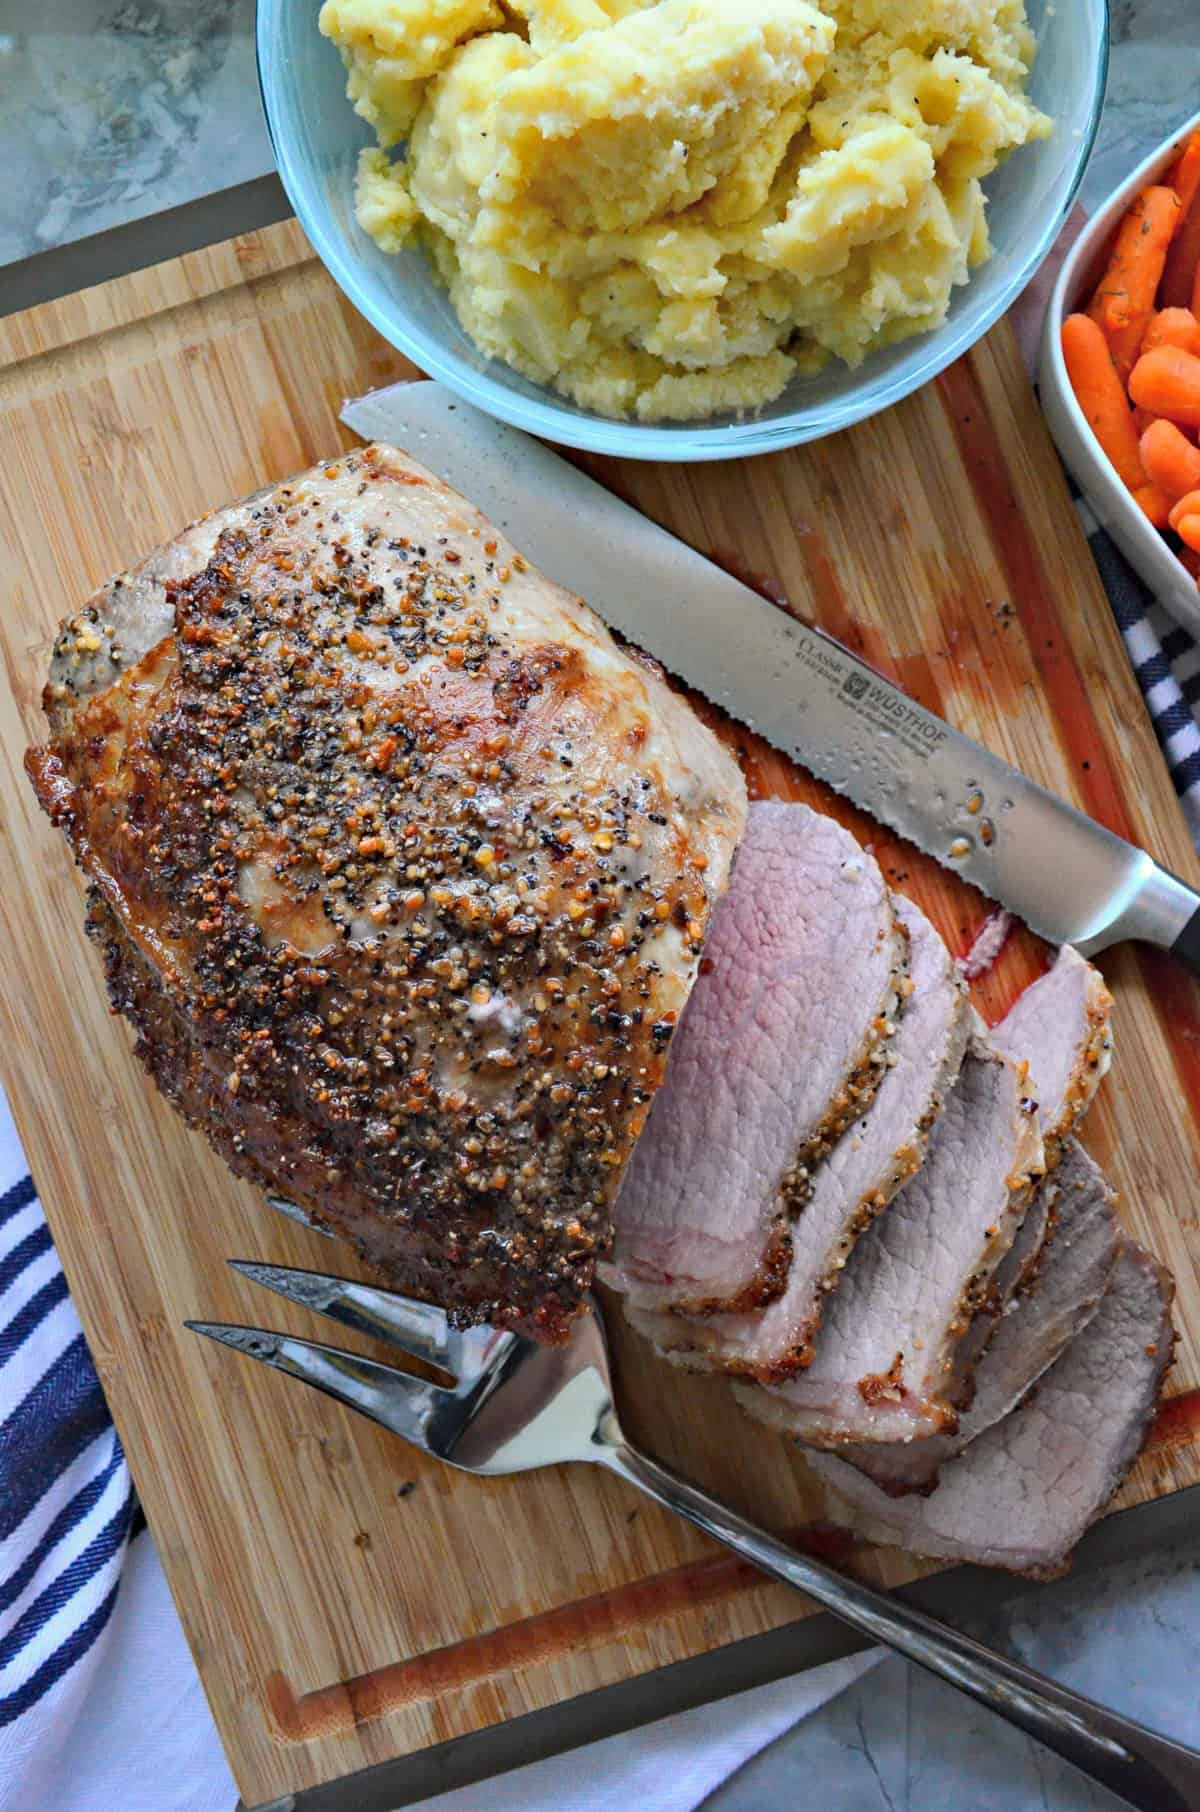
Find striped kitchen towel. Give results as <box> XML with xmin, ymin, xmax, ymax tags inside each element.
<box><xmin>1082</xmin><ymin>506</ymin><xmax>1200</xmax><ymax>844</ymax></box>
<box><xmin>0</xmin><ymin>1093</ymin><xmax>138</xmax><ymax>1724</ymax></box>
<box><xmin>0</xmin><ymin>516</ymin><xmax>1197</xmax><ymax>1812</ymax></box>
<box><xmin>0</xmin><ymin>1087</ymin><xmax>234</xmax><ymax>1812</ymax></box>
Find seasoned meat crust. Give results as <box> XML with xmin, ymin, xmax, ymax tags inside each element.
<box><xmin>26</xmin><ymin>444</ymin><xmax>747</xmax><ymax>1340</ymax></box>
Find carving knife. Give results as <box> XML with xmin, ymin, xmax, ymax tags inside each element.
<box><xmin>342</xmin><ymin>381</ymin><xmax>1200</xmax><ymax>974</ymax></box>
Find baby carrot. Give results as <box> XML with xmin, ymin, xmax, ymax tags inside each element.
<box><xmin>1167</xmin><ymin>488</ymin><xmax>1200</xmax><ymax>530</ymax></box>
<box><xmin>1161</xmin><ymin>190</ymin><xmax>1200</xmax><ymax>308</ymax></box>
<box><xmin>1132</xmin><ymin>404</ymin><xmax>1158</xmax><ymax>434</ymax></box>
<box><xmin>1176</xmin><ymin>514</ymin><xmax>1200</xmax><ymax>552</ymax></box>
<box><xmin>1091</xmin><ymin>187</ymin><xmax>1183</xmax><ymax>379</ymax></box>
<box><xmin>1061</xmin><ymin>313</ymin><xmax>1146</xmax><ymax>488</ymax></box>
<box><xmin>1142</xmin><ymin>307</ymin><xmax>1200</xmax><ymax>356</ymax></box>
<box><xmin>1178</xmin><ymin>545</ymin><xmax>1200</xmax><ymax>581</ymax></box>
<box><xmin>1168</xmin><ymin>131</ymin><xmax>1200</xmax><ymax>218</ymax></box>
<box><xmin>1129</xmin><ymin>345</ymin><xmax>1200</xmax><ymax>428</ymax></box>
<box><xmin>1134</xmin><ymin>482</ymin><xmax>1173</xmax><ymax>528</ymax></box>
<box><xmin>1140</xmin><ymin>418</ymin><xmax>1200</xmax><ymax>496</ymax></box>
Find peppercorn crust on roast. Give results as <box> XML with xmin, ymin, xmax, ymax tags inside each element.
<box><xmin>25</xmin><ymin>445</ymin><xmax>747</xmax><ymax>1340</ymax></box>
<box><xmin>323</xmin><ymin>0</ymin><xmax>1050</xmax><ymax>421</ymax></box>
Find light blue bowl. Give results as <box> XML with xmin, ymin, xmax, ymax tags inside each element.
<box><xmin>257</xmin><ymin>0</ymin><xmax>1107</xmax><ymax>462</ymax></box>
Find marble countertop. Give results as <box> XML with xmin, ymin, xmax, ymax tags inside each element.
<box><xmin>4</xmin><ymin>4</ymin><xmax>1200</xmax><ymax>1811</ymax></box>
<box><xmin>2</xmin><ymin>0</ymin><xmax>1198</xmax><ymax>266</ymax></box>
<box><xmin>0</xmin><ymin>0</ymin><xmax>269</xmax><ymax>266</ymax></box>
<box><xmin>707</xmin><ymin>1520</ymin><xmax>1200</xmax><ymax>1812</ymax></box>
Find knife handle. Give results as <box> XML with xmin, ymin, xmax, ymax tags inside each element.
<box><xmin>1106</xmin><ymin>859</ymin><xmax>1200</xmax><ymax>976</ymax></box>
<box><xmin>1172</xmin><ymin>903</ymin><xmax>1200</xmax><ymax>977</ymax></box>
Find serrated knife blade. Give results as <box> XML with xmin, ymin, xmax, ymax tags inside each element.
<box><xmin>342</xmin><ymin>381</ymin><xmax>1200</xmax><ymax>972</ymax></box>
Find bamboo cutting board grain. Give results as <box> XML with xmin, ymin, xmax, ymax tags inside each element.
<box><xmin>3</xmin><ymin>220</ymin><xmax>1200</xmax><ymax>1808</ymax></box>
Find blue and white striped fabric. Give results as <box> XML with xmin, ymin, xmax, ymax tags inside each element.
<box><xmin>0</xmin><ymin>1091</ymin><xmax>234</xmax><ymax>1812</ymax></box>
<box><xmin>1082</xmin><ymin>505</ymin><xmax>1200</xmax><ymax>846</ymax></box>
<box><xmin>0</xmin><ymin>1089</ymin><xmax>136</xmax><ymax>1728</ymax></box>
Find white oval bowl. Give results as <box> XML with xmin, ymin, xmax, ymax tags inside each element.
<box><xmin>1040</xmin><ymin>109</ymin><xmax>1200</xmax><ymax>637</ymax></box>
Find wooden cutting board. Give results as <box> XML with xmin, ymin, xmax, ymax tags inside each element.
<box><xmin>3</xmin><ymin>219</ymin><xmax>1200</xmax><ymax>1810</ymax></box>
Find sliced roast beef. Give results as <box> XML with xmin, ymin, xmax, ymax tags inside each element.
<box><xmin>838</xmin><ymin>1141</ymin><xmax>1119</xmax><ymax>1493</ymax></box>
<box><xmin>627</xmin><ymin>895</ymin><xmax>969</xmax><ymax>1376</ymax></box>
<box><xmin>916</xmin><ymin>943</ymin><xmax>1114</xmax><ymax>1400</ymax></box>
<box><xmin>605</xmin><ymin>803</ymin><xmax>906</xmax><ymax>1316</ymax></box>
<box><xmin>806</xmin><ymin>1240</ymin><xmax>1174</xmax><ymax>1576</ymax></box>
<box><xmin>738</xmin><ymin>1035</ymin><xmax>1043</xmax><ymax>1445</ymax></box>
<box><xmin>940</xmin><ymin>944</ymin><xmax>1112</xmax><ymax>1359</ymax></box>
<box><xmin>991</xmin><ymin>1164</ymin><xmax>1056</xmax><ymax>1300</ymax></box>
<box><xmin>991</xmin><ymin>945</ymin><xmax>1112</xmax><ymax>1158</ymax></box>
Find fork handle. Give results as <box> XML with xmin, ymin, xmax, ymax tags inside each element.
<box><xmin>601</xmin><ymin>1443</ymin><xmax>1200</xmax><ymax>1812</ymax></box>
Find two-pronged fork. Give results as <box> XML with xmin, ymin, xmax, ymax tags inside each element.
<box><xmin>189</xmin><ymin>1234</ymin><xmax>1200</xmax><ymax>1812</ymax></box>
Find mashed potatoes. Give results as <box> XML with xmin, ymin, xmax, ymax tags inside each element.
<box><xmin>322</xmin><ymin>0</ymin><xmax>1050</xmax><ymax>420</ymax></box>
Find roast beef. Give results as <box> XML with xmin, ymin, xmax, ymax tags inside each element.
<box><xmin>979</xmin><ymin>945</ymin><xmax>1110</xmax><ymax>1302</ymax></box>
<box><xmin>739</xmin><ymin>1035</ymin><xmax>1043</xmax><ymax>1445</ymax></box>
<box><xmin>990</xmin><ymin>944</ymin><xmax>1112</xmax><ymax>1157</ymax></box>
<box><xmin>937</xmin><ymin>943</ymin><xmax>1111</xmax><ymax>1337</ymax></box>
<box><xmin>837</xmin><ymin>1140</ymin><xmax>1119</xmax><ymax>1493</ymax></box>
<box><xmin>915</xmin><ymin>942</ymin><xmax>1114</xmax><ymax>1404</ymax></box>
<box><xmin>991</xmin><ymin>1164</ymin><xmax>1055</xmax><ymax>1300</ymax></box>
<box><xmin>738</xmin><ymin>944</ymin><xmax>1112</xmax><ymax>1447</ymax></box>
<box><xmin>605</xmin><ymin>804</ymin><xmax>907</xmax><ymax>1316</ymax></box>
<box><xmin>26</xmin><ymin>444</ymin><xmax>747</xmax><ymax>1341</ymax></box>
<box><xmin>806</xmin><ymin>1240</ymin><xmax>1174</xmax><ymax>1576</ymax></box>
<box><xmin>627</xmin><ymin>895</ymin><xmax>969</xmax><ymax>1375</ymax></box>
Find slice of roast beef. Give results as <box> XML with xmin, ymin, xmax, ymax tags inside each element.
<box><xmin>991</xmin><ymin>1165</ymin><xmax>1056</xmax><ymax>1300</ymax></box>
<box><xmin>837</xmin><ymin>1140</ymin><xmax>1119</xmax><ymax>1493</ymax></box>
<box><xmin>805</xmin><ymin>1240</ymin><xmax>1174</xmax><ymax>1576</ymax></box>
<box><xmin>915</xmin><ymin>943</ymin><xmax>1115</xmax><ymax>1402</ymax></box>
<box><xmin>990</xmin><ymin>945</ymin><xmax>1113</xmax><ymax>1159</ymax></box>
<box><xmin>737</xmin><ymin>1034</ymin><xmax>1043</xmax><ymax>1445</ymax></box>
<box><xmin>626</xmin><ymin>895</ymin><xmax>969</xmax><ymax>1376</ymax></box>
<box><xmin>604</xmin><ymin>802</ymin><xmax>907</xmax><ymax>1317</ymax></box>
<box><xmin>937</xmin><ymin>944</ymin><xmax>1112</xmax><ymax>1362</ymax></box>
